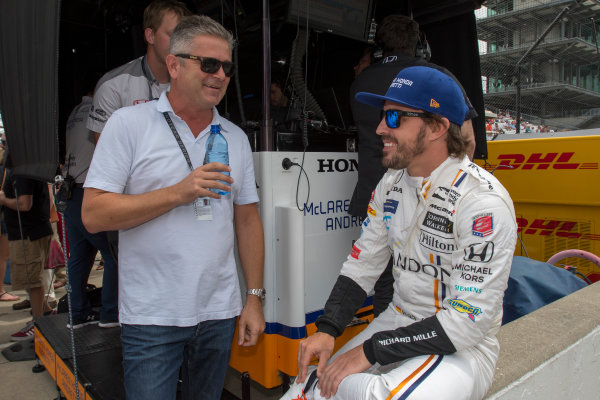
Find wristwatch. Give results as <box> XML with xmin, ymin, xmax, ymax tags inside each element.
<box><xmin>246</xmin><ymin>288</ymin><xmax>266</xmax><ymax>300</ymax></box>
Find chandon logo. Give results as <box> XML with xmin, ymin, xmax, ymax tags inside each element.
<box><xmin>395</xmin><ymin>254</ymin><xmax>451</xmax><ymax>282</ymax></box>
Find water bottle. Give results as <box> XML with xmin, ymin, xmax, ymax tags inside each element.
<box><xmin>205</xmin><ymin>124</ymin><xmax>230</xmax><ymax>195</ymax></box>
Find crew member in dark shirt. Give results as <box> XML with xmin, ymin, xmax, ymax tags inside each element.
<box><xmin>1</xmin><ymin>175</ymin><xmax>54</xmax><ymax>341</ymax></box>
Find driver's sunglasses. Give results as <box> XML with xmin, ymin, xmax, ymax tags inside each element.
<box><xmin>175</xmin><ymin>54</ymin><xmax>235</xmax><ymax>77</ymax></box>
<box><xmin>381</xmin><ymin>109</ymin><xmax>429</xmax><ymax>129</ymax></box>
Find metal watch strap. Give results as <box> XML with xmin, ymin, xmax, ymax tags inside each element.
<box><xmin>246</xmin><ymin>288</ymin><xmax>265</xmax><ymax>300</ymax></box>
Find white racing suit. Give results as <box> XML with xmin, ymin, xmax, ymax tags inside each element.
<box><xmin>314</xmin><ymin>156</ymin><xmax>517</xmax><ymax>400</ymax></box>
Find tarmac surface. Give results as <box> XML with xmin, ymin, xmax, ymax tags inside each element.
<box><xmin>0</xmin><ymin>259</ymin><xmax>283</xmax><ymax>400</ymax></box>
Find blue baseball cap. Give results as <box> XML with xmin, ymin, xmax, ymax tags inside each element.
<box><xmin>355</xmin><ymin>66</ymin><xmax>468</xmax><ymax>126</ymax></box>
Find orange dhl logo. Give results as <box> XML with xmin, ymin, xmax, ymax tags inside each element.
<box><xmin>517</xmin><ymin>218</ymin><xmax>600</xmax><ymax>241</ymax></box>
<box><xmin>484</xmin><ymin>152</ymin><xmax>598</xmax><ymax>171</ymax></box>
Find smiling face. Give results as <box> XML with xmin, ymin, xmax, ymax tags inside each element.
<box><xmin>170</xmin><ymin>34</ymin><xmax>232</xmax><ymax>111</ymax></box>
<box><xmin>377</xmin><ymin>102</ymin><xmax>429</xmax><ymax>171</ymax></box>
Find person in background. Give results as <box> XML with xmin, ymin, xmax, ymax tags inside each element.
<box><xmin>285</xmin><ymin>66</ymin><xmax>517</xmax><ymax>400</ymax></box>
<box><xmin>0</xmin><ymin>219</ymin><xmax>17</xmax><ymax>302</ymax></box>
<box><xmin>85</xmin><ymin>0</ymin><xmax>191</xmax><ymax>309</ymax></box>
<box><xmin>353</xmin><ymin>47</ymin><xmax>373</xmax><ymax>79</ymax></box>
<box><xmin>87</xmin><ymin>0</ymin><xmax>191</xmax><ymax>141</ymax></box>
<box><xmin>1</xmin><ymin>170</ymin><xmax>54</xmax><ymax>341</ymax></box>
<box><xmin>49</xmin><ymin>192</ymin><xmax>67</xmax><ymax>290</ymax></box>
<box><xmin>270</xmin><ymin>77</ymin><xmax>289</xmax><ymax>128</ymax></box>
<box><xmin>61</xmin><ymin>73</ymin><xmax>119</xmax><ymax>329</ymax></box>
<box><xmin>82</xmin><ymin>15</ymin><xmax>265</xmax><ymax>400</ymax></box>
<box><xmin>0</xmin><ymin>135</ymin><xmax>19</xmax><ymax>302</ymax></box>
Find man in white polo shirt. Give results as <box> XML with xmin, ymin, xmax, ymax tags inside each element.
<box><xmin>82</xmin><ymin>15</ymin><xmax>265</xmax><ymax>400</ymax></box>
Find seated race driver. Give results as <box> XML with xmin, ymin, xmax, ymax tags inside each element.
<box><xmin>281</xmin><ymin>66</ymin><xmax>517</xmax><ymax>400</ymax></box>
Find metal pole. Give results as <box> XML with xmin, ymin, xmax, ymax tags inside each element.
<box><xmin>516</xmin><ymin>68</ymin><xmax>521</xmax><ymax>134</ymax></box>
<box><xmin>591</xmin><ymin>18</ymin><xmax>599</xmax><ymax>55</ymax></box>
<box><xmin>515</xmin><ymin>4</ymin><xmax>571</xmax><ymax>133</ymax></box>
<box><xmin>259</xmin><ymin>0</ymin><xmax>273</xmax><ymax>151</ymax></box>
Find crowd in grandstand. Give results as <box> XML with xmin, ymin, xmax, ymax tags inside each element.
<box><xmin>486</xmin><ymin>110</ymin><xmax>555</xmax><ymax>139</ymax></box>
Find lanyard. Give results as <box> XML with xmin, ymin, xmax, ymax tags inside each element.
<box><xmin>163</xmin><ymin>112</ymin><xmax>201</xmax><ymax>217</ymax></box>
<box><xmin>163</xmin><ymin>112</ymin><xmax>194</xmax><ymax>172</ymax></box>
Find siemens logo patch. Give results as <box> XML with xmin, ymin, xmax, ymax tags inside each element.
<box><xmin>455</xmin><ymin>285</ymin><xmax>482</xmax><ymax>294</ymax></box>
<box><xmin>422</xmin><ymin>211</ymin><xmax>453</xmax><ymax>234</ymax></box>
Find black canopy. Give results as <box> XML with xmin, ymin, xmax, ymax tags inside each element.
<box><xmin>0</xmin><ymin>0</ymin><xmax>60</xmax><ymax>182</ymax></box>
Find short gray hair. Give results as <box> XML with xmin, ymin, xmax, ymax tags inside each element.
<box><xmin>170</xmin><ymin>15</ymin><xmax>234</xmax><ymax>55</ymax></box>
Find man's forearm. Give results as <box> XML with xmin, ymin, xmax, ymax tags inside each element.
<box><xmin>234</xmin><ymin>204</ymin><xmax>265</xmax><ymax>291</ymax></box>
<box><xmin>0</xmin><ymin>194</ymin><xmax>33</xmax><ymax>212</ymax></box>
<box><xmin>363</xmin><ymin>315</ymin><xmax>456</xmax><ymax>365</ymax></box>
<box><xmin>315</xmin><ymin>275</ymin><xmax>367</xmax><ymax>338</ymax></box>
<box><xmin>82</xmin><ymin>186</ymin><xmax>183</xmax><ymax>233</ymax></box>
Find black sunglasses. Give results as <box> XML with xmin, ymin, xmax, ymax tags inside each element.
<box><xmin>380</xmin><ymin>109</ymin><xmax>429</xmax><ymax>129</ymax></box>
<box><xmin>175</xmin><ymin>54</ymin><xmax>235</xmax><ymax>77</ymax></box>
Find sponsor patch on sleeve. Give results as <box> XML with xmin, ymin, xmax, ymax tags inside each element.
<box><xmin>383</xmin><ymin>199</ymin><xmax>399</xmax><ymax>214</ymax></box>
<box><xmin>362</xmin><ymin>217</ymin><xmax>370</xmax><ymax>229</ymax></box>
<box><xmin>464</xmin><ymin>241</ymin><xmax>494</xmax><ymax>262</ymax></box>
<box><xmin>472</xmin><ymin>214</ymin><xmax>493</xmax><ymax>237</ymax></box>
<box><xmin>383</xmin><ymin>215</ymin><xmax>392</xmax><ymax>230</ymax></box>
<box><xmin>367</xmin><ymin>205</ymin><xmax>376</xmax><ymax>217</ymax></box>
<box><xmin>448</xmin><ymin>297</ymin><xmax>482</xmax><ymax>322</ymax></box>
<box><xmin>370</xmin><ymin>190</ymin><xmax>375</xmax><ymax>204</ymax></box>
<box><xmin>350</xmin><ymin>244</ymin><xmax>361</xmax><ymax>259</ymax></box>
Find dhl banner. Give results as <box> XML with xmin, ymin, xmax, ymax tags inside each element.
<box><xmin>478</xmin><ymin>133</ymin><xmax>600</xmax><ymax>282</ymax></box>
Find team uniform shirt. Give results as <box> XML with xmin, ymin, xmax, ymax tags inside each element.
<box><xmin>87</xmin><ymin>55</ymin><xmax>169</xmax><ymax>134</ymax></box>
<box><xmin>348</xmin><ymin>54</ymin><xmax>477</xmax><ymax>217</ymax></box>
<box><xmin>315</xmin><ymin>156</ymin><xmax>516</xmax><ymax>398</ymax></box>
<box><xmin>64</xmin><ymin>96</ymin><xmax>95</xmax><ymax>183</ymax></box>
<box><xmin>85</xmin><ymin>91</ymin><xmax>259</xmax><ymax>326</ymax></box>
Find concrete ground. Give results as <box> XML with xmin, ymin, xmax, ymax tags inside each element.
<box><xmin>0</xmin><ymin>260</ymin><xmax>282</xmax><ymax>400</ymax></box>
<box><xmin>1</xmin><ymin>264</ymin><xmax>77</xmax><ymax>399</ymax></box>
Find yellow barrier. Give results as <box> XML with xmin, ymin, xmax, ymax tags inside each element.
<box><xmin>477</xmin><ymin>134</ymin><xmax>600</xmax><ymax>281</ymax></box>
